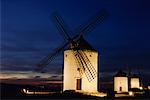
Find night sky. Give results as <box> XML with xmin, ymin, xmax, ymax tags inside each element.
<box><xmin>1</xmin><ymin>0</ymin><xmax>150</xmax><ymax>83</ymax></box>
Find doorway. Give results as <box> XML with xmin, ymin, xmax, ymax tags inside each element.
<box><xmin>76</xmin><ymin>79</ymin><xmax>82</xmax><ymax>90</ymax></box>
<box><xmin>119</xmin><ymin>86</ymin><xmax>122</xmax><ymax>91</ymax></box>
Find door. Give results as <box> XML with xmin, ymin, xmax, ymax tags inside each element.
<box><xmin>76</xmin><ymin>79</ymin><xmax>82</xmax><ymax>90</ymax></box>
<box><xmin>119</xmin><ymin>87</ymin><xmax>122</xmax><ymax>91</ymax></box>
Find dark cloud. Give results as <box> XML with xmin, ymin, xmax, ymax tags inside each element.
<box><xmin>48</xmin><ymin>75</ymin><xmax>63</xmax><ymax>80</ymax></box>
<box><xmin>34</xmin><ymin>76</ymin><xmax>41</xmax><ymax>79</ymax></box>
<box><xmin>0</xmin><ymin>63</ymin><xmax>33</xmax><ymax>71</ymax></box>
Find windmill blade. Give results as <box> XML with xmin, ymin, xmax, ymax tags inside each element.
<box><xmin>36</xmin><ymin>36</ymin><xmax>79</xmax><ymax>71</ymax></box>
<box><xmin>72</xmin><ymin>49</ymin><xmax>97</xmax><ymax>82</ymax></box>
<box><xmin>36</xmin><ymin>9</ymin><xmax>108</xmax><ymax>72</ymax></box>
<box><xmin>72</xmin><ymin>51</ymin><xmax>84</xmax><ymax>77</ymax></box>
<box><xmin>80</xmin><ymin>51</ymin><xmax>97</xmax><ymax>80</ymax></box>
<box><xmin>77</xmin><ymin>50</ymin><xmax>97</xmax><ymax>82</ymax></box>
<box><xmin>52</xmin><ymin>10</ymin><xmax>109</xmax><ymax>44</ymax></box>
<box><xmin>52</xmin><ymin>12</ymin><xmax>72</xmax><ymax>41</ymax></box>
<box><xmin>72</xmin><ymin>50</ymin><xmax>92</xmax><ymax>81</ymax></box>
<box><xmin>37</xmin><ymin>41</ymin><xmax>69</xmax><ymax>70</ymax></box>
<box><xmin>79</xmin><ymin>50</ymin><xmax>97</xmax><ymax>76</ymax></box>
<box><xmin>75</xmin><ymin>9</ymin><xmax>109</xmax><ymax>37</ymax></box>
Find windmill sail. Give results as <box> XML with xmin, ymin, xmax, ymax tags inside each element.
<box><xmin>35</xmin><ymin>9</ymin><xmax>109</xmax><ymax>92</ymax></box>
<box><xmin>36</xmin><ymin>10</ymin><xmax>108</xmax><ymax>71</ymax></box>
<box><xmin>74</xmin><ymin>50</ymin><xmax>97</xmax><ymax>82</ymax></box>
<box><xmin>36</xmin><ymin>10</ymin><xmax>108</xmax><ymax>85</ymax></box>
<box><xmin>69</xmin><ymin>36</ymin><xmax>97</xmax><ymax>82</ymax></box>
<box><xmin>78</xmin><ymin>50</ymin><xmax>97</xmax><ymax>81</ymax></box>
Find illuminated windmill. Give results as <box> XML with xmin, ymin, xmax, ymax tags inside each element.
<box><xmin>130</xmin><ymin>74</ymin><xmax>141</xmax><ymax>89</ymax></box>
<box><xmin>36</xmin><ymin>10</ymin><xmax>108</xmax><ymax>93</ymax></box>
<box><xmin>63</xmin><ymin>36</ymin><xmax>98</xmax><ymax>92</ymax></box>
<box><xmin>114</xmin><ymin>70</ymin><xmax>128</xmax><ymax>93</ymax></box>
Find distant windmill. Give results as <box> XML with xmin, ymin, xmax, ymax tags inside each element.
<box><xmin>36</xmin><ymin>9</ymin><xmax>109</xmax><ymax>93</ymax></box>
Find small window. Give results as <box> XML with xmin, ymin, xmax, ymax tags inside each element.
<box><xmin>77</xmin><ymin>68</ymin><xmax>80</xmax><ymax>71</ymax></box>
<box><xmin>90</xmin><ymin>55</ymin><xmax>92</xmax><ymax>57</ymax></box>
<box><xmin>65</xmin><ymin>54</ymin><xmax>67</xmax><ymax>57</ymax></box>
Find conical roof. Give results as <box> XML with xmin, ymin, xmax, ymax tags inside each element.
<box><xmin>77</xmin><ymin>36</ymin><xmax>96</xmax><ymax>51</ymax></box>
<box><xmin>68</xmin><ymin>36</ymin><xmax>97</xmax><ymax>51</ymax></box>
<box><xmin>130</xmin><ymin>74</ymin><xmax>140</xmax><ymax>78</ymax></box>
<box><xmin>114</xmin><ymin>70</ymin><xmax>127</xmax><ymax>77</ymax></box>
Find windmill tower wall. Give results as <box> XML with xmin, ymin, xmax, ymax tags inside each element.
<box><xmin>114</xmin><ymin>71</ymin><xmax>128</xmax><ymax>93</ymax></box>
<box><xmin>114</xmin><ymin>77</ymin><xmax>128</xmax><ymax>93</ymax></box>
<box><xmin>130</xmin><ymin>75</ymin><xmax>140</xmax><ymax>89</ymax></box>
<box><xmin>130</xmin><ymin>78</ymin><xmax>140</xmax><ymax>88</ymax></box>
<box><xmin>63</xmin><ymin>50</ymin><xmax>98</xmax><ymax>93</ymax></box>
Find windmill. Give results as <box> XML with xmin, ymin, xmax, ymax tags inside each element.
<box><xmin>36</xmin><ymin>9</ymin><xmax>109</xmax><ymax>92</ymax></box>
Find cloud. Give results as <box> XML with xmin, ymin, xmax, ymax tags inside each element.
<box><xmin>0</xmin><ymin>70</ymin><xmax>62</xmax><ymax>80</ymax></box>
<box><xmin>48</xmin><ymin>75</ymin><xmax>63</xmax><ymax>80</ymax></box>
<box><xmin>34</xmin><ymin>76</ymin><xmax>41</xmax><ymax>79</ymax></box>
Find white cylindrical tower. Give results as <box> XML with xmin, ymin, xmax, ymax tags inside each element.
<box><xmin>63</xmin><ymin>36</ymin><xmax>98</xmax><ymax>93</ymax></box>
<box><xmin>114</xmin><ymin>71</ymin><xmax>128</xmax><ymax>93</ymax></box>
<box><xmin>130</xmin><ymin>74</ymin><xmax>140</xmax><ymax>89</ymax></box>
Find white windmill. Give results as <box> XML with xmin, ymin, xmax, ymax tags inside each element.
<box><xmin>130</xmin><ymin>74</ymin><xmax>140</xmax><ymax>89</ymax></box>
<box><xmin>63</xmin><ymin>36</ymin><xmax>98</xmax><ymax>92</ymax></box>
<box><xmin>114</xmin><ymin>70</ymin><xmax>128</xmax><ymax>93</ymax></box>
<box><xmin>36</xmin><ymin>9</ymin><xmax>109</xmax><ymax>93</ymax></box>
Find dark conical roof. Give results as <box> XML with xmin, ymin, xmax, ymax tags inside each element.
<box><xmin>77</xmin><ymin>36</ymin><xmax>96</xmax><ymax>51</ymax></box>
<box><xmin>68</xmin><ymin>36</ymin><xmax>97</xmax><ymax>51</ymax></box>
<box><xmin>130</xmin><ymin>74</ymin><xmax>140</xmax><ymax>78</ymax></box>
<box><xmin>114</xmin><ymin>70</ymin><xmax>127</xmax><ymax>77</ymax></box>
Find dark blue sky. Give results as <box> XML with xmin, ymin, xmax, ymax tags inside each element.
<box><xmin>1</xmin><ymin>0</ymin><xmax>150</xmax><ymax>81</ymax></box>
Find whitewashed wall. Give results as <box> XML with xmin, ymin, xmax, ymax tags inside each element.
<box><xmin>130</xmin><ymin>78</ymin><xmax>140</xmax><ymax>89</ymax></box>
<box><xmin>63</xmin><ymin>50</ymin><xmax>98</xmax><ymax>93</ymax></box>
<box><xmin>114</xmin><ymin>77</ymin><xmax>128</xmax><ymax>93</ymax></box>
